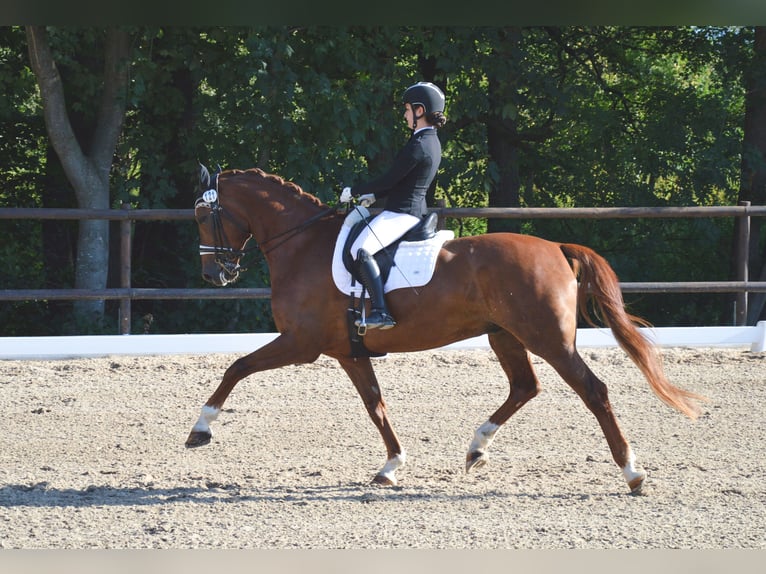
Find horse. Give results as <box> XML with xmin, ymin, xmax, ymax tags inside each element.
<box><xmin>186</xmin><ymin>165</ymin><xmax>706</xmax><ymax>494</ymax></box>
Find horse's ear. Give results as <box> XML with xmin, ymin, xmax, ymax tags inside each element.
<box><xmin>199</xmin><ymin>163</ymin><xmax>211</xmax><ymax>190</ymax></box>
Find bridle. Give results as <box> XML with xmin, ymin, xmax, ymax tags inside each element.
<box><xmin>196</xmin><ymin>188</ymin><xmax>257</xmax><ymax>285</ymax></box>
<box><xmin>195</xmin><ymin>177</ymin><xmax>335</xmax><ymax>285</ymax></box>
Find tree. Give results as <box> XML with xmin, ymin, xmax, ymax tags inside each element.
<box><xmin>25</xmin><ymin>26</ymin><xmax>131</xmax><ymax>329</ymax></box>
<box><xmin>485</xmin><ymin>27</ymin><xmax>524</xmax><ymax>233</ymax></box>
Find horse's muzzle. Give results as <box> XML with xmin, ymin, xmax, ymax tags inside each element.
<box><xmin>202</xmin><ymin>270</ymin><xmax>224</xmax><ymax>286</ymax></box>
<box><xmin>202</xmin><ymin>260</ymin><xmax>242</xmax><ymax>286</ymax></box>
<box><xmin>202</xmin><ymin>270</ymin><xmax>239</xmax><ymax>286</ymax></box>
<box><xmin>202</xmin><ymin>263</ymin><xmax>244</xmax><ymax>287</ymax></box>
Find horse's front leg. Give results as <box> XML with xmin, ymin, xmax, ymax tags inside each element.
<box><xmin>185</xmin><ymin>334</ymin><xmax>318</xmax><ymax>448</ymax></box>
<box><xmin>337</xmin><ymin>356</ymin><xmax>406</xmax><ymax>485</ymax></box>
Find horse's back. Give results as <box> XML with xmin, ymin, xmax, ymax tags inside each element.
<box><xmin>427</xmin><ymin>232</ymin><xmax>580</xmax><ymax>347</ymax></box>
<box><xmin>439</xmin><ymin>231</ymin><xmax>575</xmax><ymax>283</ymax></box>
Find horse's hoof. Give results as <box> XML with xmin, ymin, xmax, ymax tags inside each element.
<box><xmin>371</xmin><ymin>474</ymin><xmax>397</xmax><ymax>486</ymax></box>
<box><xmin>185</xmin><ymin>430</ymin><xmax>212</xmax><ymax>448</ymax></box>
<box><xmin>628</xmin><ymin>473</ymin><xmax>647</xmax><ymax>495</ymax></box>
<box><xmin>465</xmin><ymin>451</ymin><xmax>488</xmax><ymax>473</ymax></box>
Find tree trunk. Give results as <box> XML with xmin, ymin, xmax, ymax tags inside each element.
<box><xmin>486</xmin><ymin>27</ymin><xmax>522</xmax><ymax>234</ymax></box>
<box><xmin>487</xmin><ymin>111</ymin><xmax>522</xmax><ymax>233</ymax></box>
<box><xmin>26</xmin><ymin>26</ymin><xmax>130</xmax><ymax>330</ymax></box>
<box><xmin>41</xmin><ymin>143</ymin><xmax>76</xmax><ymax>324</ymax></box>
<box><xmin>738</xmin><ymin>27</ymin><xmax>766</xmax><ymax>324</ymax></box>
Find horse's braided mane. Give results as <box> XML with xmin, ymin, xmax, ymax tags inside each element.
<box><xmin>228</xmin><ymin>167</ymin><xmax>326</xmax><ymax>208</ymax></box>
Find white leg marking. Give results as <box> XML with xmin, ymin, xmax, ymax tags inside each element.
<box><xmin>378</xmin><ymin>452</ymin><xmax>407</xmax><ymax>484</ymax></box>
<box><xmin>469</xmin><ymin>420</ymin><xmax>500</xmax><ymax>454</ymax></box>
<box><xmin>621</xmin><ymin>446</ymin><xmax>646</xmax><ymax>485</ymax></box>
<box><xmin>192</xmin><ymin>405</ymin><xmax>220</xmax><ymax>433</ymax></box>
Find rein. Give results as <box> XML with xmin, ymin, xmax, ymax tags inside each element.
<box><xmin>257</xmin><ymin>206</ymin><xmax>335</xmax><ymax>255</ymax></box>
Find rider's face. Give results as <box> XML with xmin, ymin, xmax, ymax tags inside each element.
<box><xmin>403</xmin><ymin>103</ymin><xmax>414</xmax><ymax>128</ymax></box>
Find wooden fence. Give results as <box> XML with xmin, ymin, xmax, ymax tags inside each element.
<box><xmin>2</xmin><ymin>202</ymin><xmax>766</xmax><ymax>334</ymax></box>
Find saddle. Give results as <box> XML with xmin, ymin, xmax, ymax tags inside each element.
<box><xmin>335</xmin><ymin>210</ymin><xmax>445</xmax><ymax>358</ymax></box>
<box><xmin>341</xmin><ymin>211</ymin><xmax>440</xmax><ymax>285</ymax></box>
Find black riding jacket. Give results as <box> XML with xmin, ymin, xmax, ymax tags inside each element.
<box><xmin>351</xmin><ymin>128</ymin><xmax>441</xmax><ymax>219</ymax></box>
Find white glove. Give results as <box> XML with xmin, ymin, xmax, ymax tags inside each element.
<box><xmin>339</xmin><ymin>186</ymin><xmax>353</xmax><ymax>203</ymax></box>
<box><xmin>358</xmin><ymin>193</ymin><xmax>376</xmax><ymax>207</ymax></box>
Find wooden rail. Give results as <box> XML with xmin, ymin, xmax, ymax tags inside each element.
<box><xmin>2</xmin><ymin>202</ymin><xmax>765</xmax><ymax>333</ymax></box>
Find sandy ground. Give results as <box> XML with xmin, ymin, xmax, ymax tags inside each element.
<box><xmin>0</xmin><ymin>346</ymin><xmax>764</xmax><ymax>549</ymax></box>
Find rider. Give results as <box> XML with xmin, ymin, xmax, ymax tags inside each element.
<box><xmin>340</xmin><ymin>81</ymin><xmax>447</xmax><ymax>330</ymax></box>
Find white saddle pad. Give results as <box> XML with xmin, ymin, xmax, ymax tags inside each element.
<box><xmin>331</xmin><ymin>216</ymin><xmax>454</xmax><ymax>297</ymax></box>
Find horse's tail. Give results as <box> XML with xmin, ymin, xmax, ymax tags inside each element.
<box><xmin>560</xmin><ymin>243</ymin><xmax>707</xmax><ymax>420</ymax></box>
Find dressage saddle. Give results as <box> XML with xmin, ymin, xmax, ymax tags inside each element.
<box><xmin>341</xmin><ymin>211</ymin><xmax>439</xmax><ymax>285</ymax></box>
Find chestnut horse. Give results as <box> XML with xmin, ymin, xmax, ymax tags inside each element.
<box><xmin>186</xmin><ymin>166</ymin><xmax>705</xmax><ymax>494</ymax></box>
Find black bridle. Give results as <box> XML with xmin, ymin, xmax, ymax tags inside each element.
<box><xmin>196</xmin><ymin>191</ymin><xmax>257</xmax><ymax>285</ymax></box>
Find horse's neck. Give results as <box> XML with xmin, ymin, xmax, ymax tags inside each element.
<box><xmin>244</xmin><ymin>186</ymin><xmax>337</xmax><ymax>261</ymax></box>
<box><xmin>256</xmin><ymin>196</ymin><xmax>326</xmax><ymax>242</ymax></box>
<box><xmin>232</xmin><ymin>176</ymin><xmax>315</xmax><ymax>238</ymax></box>
<box><xmin>258</xmin><ymin>210</ymin><xmax>340</xmax><ymax>287</ymax></box>
<box><xmin>227</xmin><ymin>172</ymin><xmax>338</xmax><ymax>270</ymax></box>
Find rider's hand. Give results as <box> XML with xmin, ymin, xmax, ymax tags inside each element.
<box><xmin>339</xmin><ymin>187</ymin><xmax>353</xmax><ymax>203</ymax></box>
<box><xmin>358</xmin><ymin>193</ymin><xmax>376</xmax><ymax>207</ymax></box>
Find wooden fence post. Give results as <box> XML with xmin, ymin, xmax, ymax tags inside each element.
<box><xmin>735</xmin><ymin>201</ymin><xmax>750</xmax><ymax>326</ymax></box>
<box><xmin>120</xmin><ymin>202</ymin><xmax>132</xmax><ymax>335</ymax></box>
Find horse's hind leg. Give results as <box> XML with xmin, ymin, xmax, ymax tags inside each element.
<box><xmin>544</xmin><ymin>348</ymin><xmax>647</xmax><ymax>494</ymax></box>
<box><xmin>336</xmin><ymin>356</ymin><xmax>405</xmax><ymax>486</ymax></box>
<box><xmin>466</xmin><ymin>330</ymin><xmax>541</xmax><ymax>473</ymax></box>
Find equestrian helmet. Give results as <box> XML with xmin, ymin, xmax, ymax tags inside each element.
<box><xmin>402</xmin><ymin>82</ymin><xmax>445</xmax><ymax>115</ymax></box>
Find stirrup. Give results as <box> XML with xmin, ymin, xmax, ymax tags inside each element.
<box><xmin>364</xmin><ymin>310</ymin><xmax>396</xmax><ymax>330</ymax></box>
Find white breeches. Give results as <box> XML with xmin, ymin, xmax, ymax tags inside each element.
<box><xmin>350</xmin><ymin>210</ymin><xmax>420</xmax><ymax>258</ymax></box>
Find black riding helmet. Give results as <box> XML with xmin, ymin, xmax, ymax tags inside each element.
<box><xmin>403</xmin><ymin>82</ymin><xmax>445</xmax><ymax>128</ymax></box>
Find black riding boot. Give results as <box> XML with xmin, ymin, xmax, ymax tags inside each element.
<box><xmin>355</xmin><ymin>248</ymin><xmax>396</xmax><ymax>330</ymax></box>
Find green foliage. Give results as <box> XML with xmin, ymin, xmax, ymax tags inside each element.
<box><xmin>520</xmin><ymin>27</ymin><xmax>746</xmax><ymax>325</ymax></box>
<box><xmin>1</xmin><ymin>25</ymin><xmax>759</xmax><ymax>334</ymax></box>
